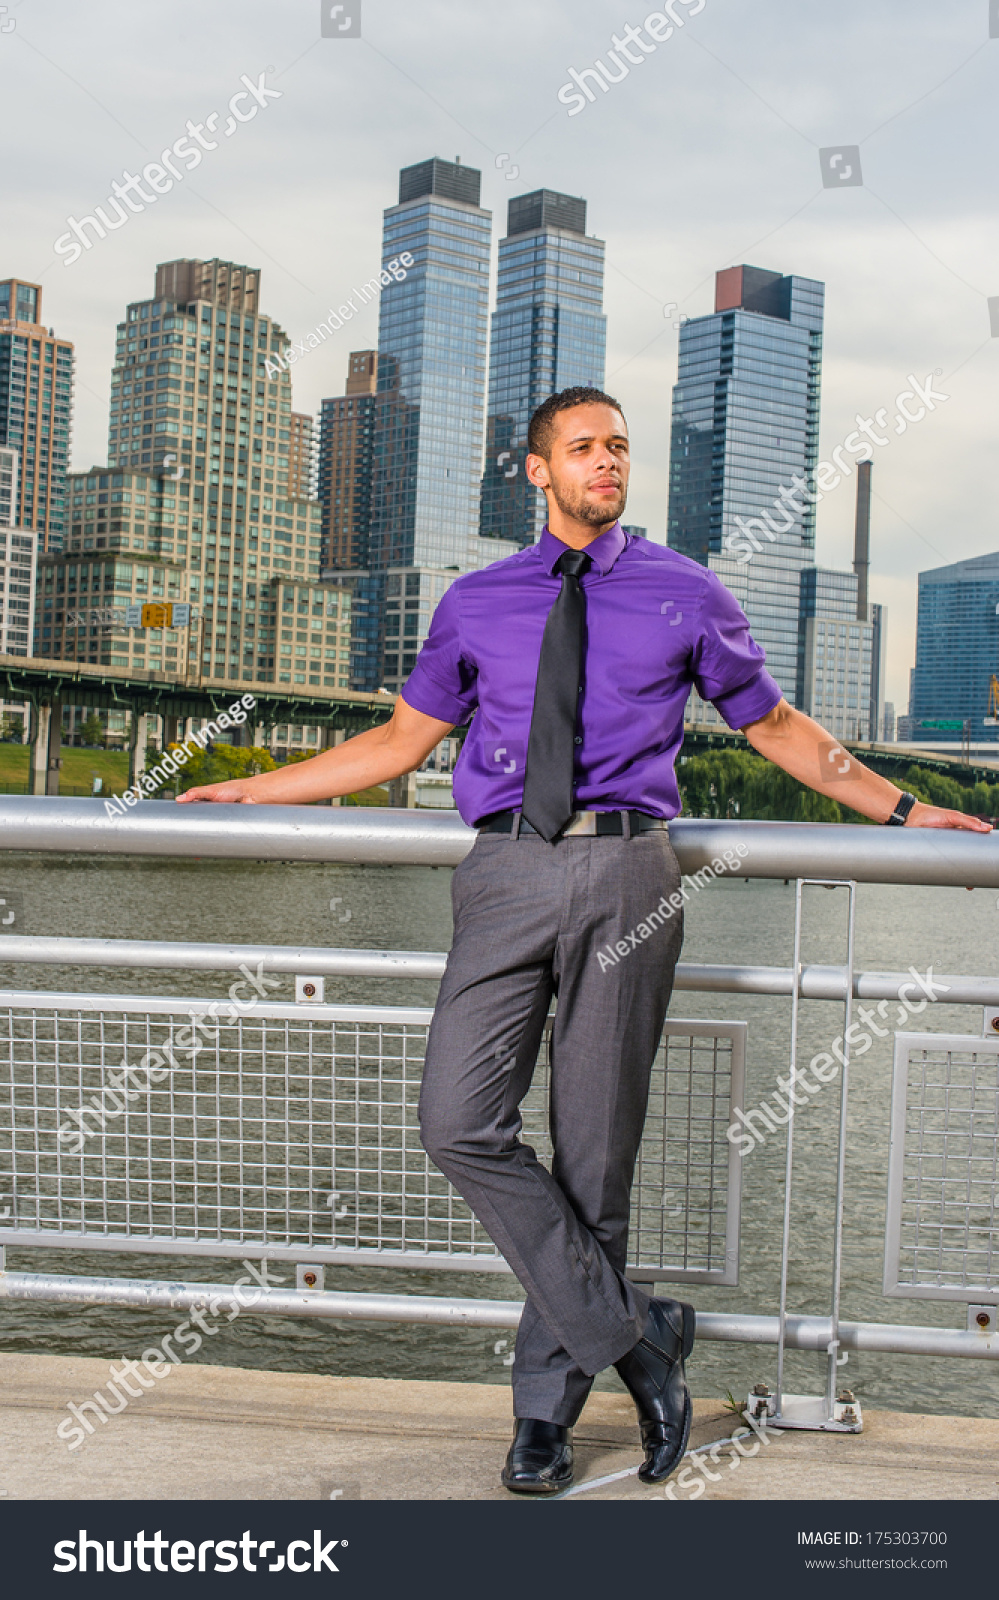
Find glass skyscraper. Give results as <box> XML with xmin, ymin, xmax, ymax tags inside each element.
<box><xmin>668</xmin><ymin>263</ymin><xmax>824</xmax><ymax>705</ymax></box>
<box><xmin>0</xmin><ymin>279</ymin><xmax>74</xmax><ymax>554</ymax></box>
<box><xmin>910</xmin><ymin>552</ymin><xmax>999</xmax><ymax>744</ymax></box>
<box><xmin>479</xmin><ymin>189</ymin><xmax>606</xmax><ymax>547</ymax></box>
<box><xmin>798</xmin><ymin>568</ymin><xmax>876</xmax><ymax>741</ymax></box>
<box><xmin>369</xmin><ymin>158</ymin><xmax>492</xmax><ymax>572</ymax></box>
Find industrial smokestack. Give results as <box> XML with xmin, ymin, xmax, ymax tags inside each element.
<box><xmin>853</xmin><ymin>459</ymin><xmax>871</xmax><ymax>621</ymax></box>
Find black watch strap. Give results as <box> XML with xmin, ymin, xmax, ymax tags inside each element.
<box><xmin>885</xmin><ymin>791</ymin><xmax>917</xmax><ymax>827</ymax></box>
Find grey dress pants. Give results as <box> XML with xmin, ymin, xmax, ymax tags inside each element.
<box><xmin>418</xmin><ymin>825</ymin><xmax>684</xmax><ymax>1427</ymax></box>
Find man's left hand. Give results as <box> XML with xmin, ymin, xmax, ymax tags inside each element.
<box><xmin>907</xmin><ymin>802</ymin><xmax>991</xmax><ymax>832</ymax></box>
<box><xmin>743</xmin><ymin>702</ymin><xmax>994</xmax><ymax>832</ymax></box>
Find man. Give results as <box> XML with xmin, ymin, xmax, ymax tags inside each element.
<box><xmin>180</xmin><ymin>386</ymin><xmax>987</xmax><ymax>1496</ymax></box>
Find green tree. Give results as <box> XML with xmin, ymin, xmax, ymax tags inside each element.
<box><xmin>677</xmin><ymin>748</ymin><xmax>841</xmax><ymax>822</ymax></box>
<box><xmin>79</xmin><ymin>713</ymin><xmax>104</xmax><ymax>748</ymax></box>
<box><xmin>967</xmin><ymin>779</ymin><xmax>999</xmax><ymax>818</ymax></box>
<box><xmin>140</xmin><ymin>743</ymin><xmax>279</xmax><ymax>796</ymax></box>
<box><xmin>899</xmin><ymin>765</ymin><xmax>968</xmax><ymax>811</ymax></box>
<box><xmin>743</xmin><ymin>762</ymin><xmax>841</xmax><ymax>822</ymax></box>
<box><xmin>676</xmin><ymin>750</ymin><xmax>759</xmax><ymax>818</ymax></box>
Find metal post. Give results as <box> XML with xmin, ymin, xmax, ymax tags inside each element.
<box><xmin>774</xmin><ymin>878</ymin><xmax>804</xmax><ymax>1415</ymax></box>
<box><xmin>44</xmin><ymin>694</ymin><xmax>63</xmax><ymax>796</ymax></box>
<box><xmin>388</xmin><ymin>770</ymin><xmax>417</xmax><ymax>808</ymax></box>
<box><xmin>323</xmin><ymin>728</ymin><xmax>345</xmax><ymax>807</ymax></box>
<box><xmin>128</xmin><ymin>709</ymin><xmax>149</xmax><ymax>792</ymax></box>
<box><xmin>826</xmin><ymin>882</ymin><xmax>857</xmax><ymax>1416</ymax></box>
<box><xmin>27</xmin><ymin>699</ymin><xmax>50</xmax><ymax>797</ymax></box>
<box><xmin>769</xmin><ymin>879</ymin><xmax>863</xmax><ymax>1434</ymax></box>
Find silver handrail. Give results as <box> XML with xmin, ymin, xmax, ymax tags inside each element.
<box><xmin>0</xmin><ymin>1270</ymin><xmax>996</xmax><ymax>1361</ymax></box>
<box><xmin>0</xmin><ymin>798</ymin><xmax>996</xmax><ymax>885</ymax></box>
<box><xmin>0</xmin><ymin>935</ymin><xmax>994</xmax><ymax>1004</ymax></box>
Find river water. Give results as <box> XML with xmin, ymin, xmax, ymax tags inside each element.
<box><xmin>0</xmin><ymin>852</ymin><xmax>996</xmax><ymax>1422</ymax></box>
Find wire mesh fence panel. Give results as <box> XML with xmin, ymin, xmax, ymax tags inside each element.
<box><xmin>885</xmin><ymin>1033</ymin><xmax>999</xmax><ymax>1301</ymax></box>
<box><xmin>0</xmin><ymin>994</ymin><xmax>744</xmax><ymax>1284</ymax></box>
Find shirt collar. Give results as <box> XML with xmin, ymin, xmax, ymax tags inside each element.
<box><xmin>538</xmin><ymin>521</ymin><xmax>627</xmax><ymax>577</ymax></box>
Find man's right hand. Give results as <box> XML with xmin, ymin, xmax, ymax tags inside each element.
<box><xmin>173</xmin><ymin>698</ymin><xmax>456</xmax><ymax>807</ymax></box>
<box><xmin>176</xmin><ymin>781</ymin><xmax>258</xmax><ymax>804</ymax></box>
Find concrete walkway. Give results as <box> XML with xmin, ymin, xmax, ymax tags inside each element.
<box><xmin>1</xmin><ymin>1354</ymin><xmax>997</xmax><ymax>1501</ymax></box>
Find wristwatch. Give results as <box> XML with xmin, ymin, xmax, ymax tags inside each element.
<box><xmin>884</xmin><ymin>791</ymin><xmax>917</xmax><ymax>827</ymax></box>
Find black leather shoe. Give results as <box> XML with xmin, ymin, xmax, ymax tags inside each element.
<box><xmin>614</xmin><ymin>1298</ymin><xmax>695</xmax><ymax>1483</ymax></box>
<box><xmin>500</xmin><ymin>1418</ymin><xmax>573</xmax><ymax>1495</ymax></box>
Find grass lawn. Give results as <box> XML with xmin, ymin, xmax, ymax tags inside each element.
<box><xmin>342</xmin><ymin>784</ymin><xmax>389</xmax><ymax>806</ymax></box>
<box><xmin>0</xmin><ymin>742</ymin><xmax>129</xmax><ymax>795</ymax></box>
<box><xmin>0</xmin><ymin>740</ymin><xmax>389</xmax><ymax>804</ymax></box>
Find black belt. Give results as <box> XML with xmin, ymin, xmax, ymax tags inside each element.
<box><xmin>478</xmin><ymin>809</ymin><xmax>668</xmax><ymax>839</ymax></box>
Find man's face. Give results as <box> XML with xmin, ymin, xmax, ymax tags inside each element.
<box><xmin>528</xmin><ymin>404</ymin><xmax>630</xmax><ymax>527</ymax></box>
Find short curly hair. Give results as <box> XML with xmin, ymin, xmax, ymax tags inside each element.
<box><xmin>527</xmin><ymin>386</ymin><xmax>627</xmax><ymax>460</ymax></box>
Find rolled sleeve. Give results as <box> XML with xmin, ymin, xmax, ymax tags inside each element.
<box><xmin>400</xmin><ymin>583</ymin><xmax>479</xmax><ymax>726</ymax></box>
<box><xmin>692</xmin><ymin>572</ymin><xmax>785</xmax><ymax>730</ymax></box>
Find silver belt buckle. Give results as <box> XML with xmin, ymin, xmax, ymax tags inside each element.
<box><xmin>563</xmin><ymin>811</ymin><xmax>597</xmax><ymax>836</ymax></box>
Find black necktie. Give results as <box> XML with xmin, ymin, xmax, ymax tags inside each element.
<box><xmin>521</xmin><ymin>549</ymin><xmax>591</xmax><ymax>842</ymax></box>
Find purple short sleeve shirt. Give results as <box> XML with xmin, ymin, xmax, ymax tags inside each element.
<box><xmin>401</xmin><ymin>523</ymin><xmax>784</xmax><ymax>826</ymax></box>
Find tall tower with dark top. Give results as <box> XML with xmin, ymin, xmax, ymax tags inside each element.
<box><xmin>369</xmin><ymin>158</ymin><xmax>492</xmax><ymax>572</ymax></box>
<box><xmin>479</xmin><ymin>189</ymin><xmax>606</xmax><ymax>548</ymax></box>
<box><xmin>668</xmin><ymin>263</ymin><xmax>824</xmax><ymax>704</ymax></box>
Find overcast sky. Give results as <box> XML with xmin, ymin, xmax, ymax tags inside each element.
<box><xmin>2</xmin><ymin>0</ymin><xmax>997</xmax><ymax>710</ymax></box>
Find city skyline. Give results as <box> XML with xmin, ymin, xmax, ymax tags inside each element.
<box><xmin>3</xmin><ymin>0</ymin><xmax>998</xmax><ymax>714</ymax></box>
<box><xmin>668</xmin><ymin>262</ymin><xmax>825</xmax><ymax>705</ymax></box>
<box><xmin>7</xmin><ymin>217</ymin><xmax>992</xmax><ymax>725</ymax></box>
<box><xmin>479</xmin><ymin>187</ymin><xmax>607</xmax><ymax>547</ymax></box>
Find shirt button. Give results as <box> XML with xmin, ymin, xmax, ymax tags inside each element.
<box><xmin>574</xmin><ymin>736</ymin><xmax>583</xmax><ymax>745</ymax></box>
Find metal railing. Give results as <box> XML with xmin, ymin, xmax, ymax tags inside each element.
<box><xmin>0</xmin><ymin>802</ymin><xmax>997</xmax><ymax>1374</ymax></box>
<box><xmin>885</xmin><ymin>1031</ymin><xmax>999</xmax><ymax>1303</ymax></box>
<box><xmin>0</xmin><ymin>796</ymin><xmax>997</xmax><ymax>884</ymax></box>
<box><xmin>0</xmin><ymin>995</ymin><xmax>744</xmax><ymax>1285</ymax></box>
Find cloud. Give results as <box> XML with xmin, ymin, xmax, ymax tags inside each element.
<box><xmin>4</xmin><ymin>0</ymin><xmax>996</xmax><ymax>709</ymax></box>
